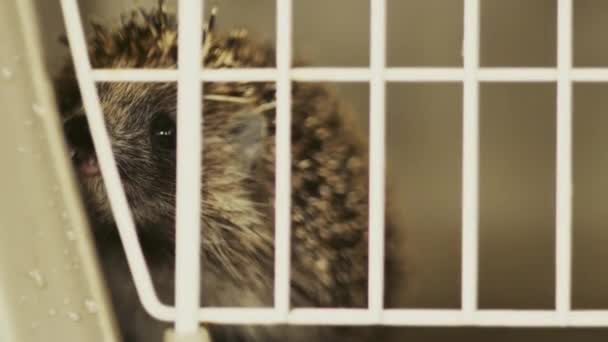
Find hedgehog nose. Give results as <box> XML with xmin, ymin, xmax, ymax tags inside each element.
<box><xmin>64</xmin><ymin>115</ymin><xmax>94</xmax><ymax>152</ymax></box>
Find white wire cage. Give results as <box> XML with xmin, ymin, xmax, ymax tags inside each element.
<box><xmin>53</xmin><ymin>0</ymin><xmax>608</xmax><ymax>340</ymax></box>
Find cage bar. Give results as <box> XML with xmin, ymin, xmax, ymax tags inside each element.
<box><xmin>58</xmin><ymin>0</ymin><xmax>167</xmax><ymax>320</ymax></box>
<box><xmin>274</xmin><ymin>0</ymin><xmax>293</xmax><ymax>317</ymax></box>
<box><xmin>461</xmin><ymin>0</ymin><xmax>481</xmax><ymax>316</ymax></box>
<box><xmin>123</xmin><ymin>306</ymin><xmax>608</xmax><ymax>327</ymax></box>
<box><xmin>174</xmin><ymin>0</ymin><xmax>205</xmax><ymax>336</ymax></box>
<box><xmin>92</xmin><ymin>67</ymin><xmax>608</xmax><ymax>83</ymax></box>
<box><xmin>556</xmin><ymin>0</ymin><xmax>573</xmax><ymax>323</ymax></box>
<box><xmin>570</xmin><ymin>69</ymin><xmax>608</xmax><ymax>81</ymax></box>
<box><xmin>477</xmin><ymin>68</ymin><xmax>558</xmax><ymax>82</ymax></box>
<box><xmin>368</xmin><ymin>0</ymin><xmax>387</xmax><ymax>320</ymax></box>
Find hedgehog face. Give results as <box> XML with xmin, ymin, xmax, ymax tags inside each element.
<box><xmin>64</xmin><ymin>82</ymin><xmax>178</xmax><ymax>229</ymax></box>
<box><xmin>63</xmin><ymin>81</ymin><xmax>270</xmax><ymax>239</ymax></box>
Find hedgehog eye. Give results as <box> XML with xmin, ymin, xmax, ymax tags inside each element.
<box><xmin>150</xmin><ymin>114</ymin><xmax>176</xmax><ymax>150</ymax></box>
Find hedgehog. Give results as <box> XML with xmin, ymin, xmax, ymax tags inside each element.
<box><xmin>55</xmin><ymin>3</ymin><xmax>396</xmax><ymax>342</ymax></box>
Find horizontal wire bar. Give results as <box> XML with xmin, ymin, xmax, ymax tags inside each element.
<box><xmin>91</xmin><ymin>67</ymin><xmax>374</xmax><ymax>82</ymax></box>
<box><xmin>92</xmin><ymin>69</ymin><xmax>178</xmax><ymax>82</ymax></box>
<box><xmin>142</xmin><ymin>307</ymin><xmax>608</xmax><ymax>327</ymax></box>
<box><xmin>570</xmin><ymin>69</ymin><xmax>608</xmax><ymax>82</ymax></box>
<box><xmin>386</xmin><ymin>68</ymin><xmax>463</xmax><ymax>82</ymax></box>
<box><xmin>91</xmin><ymin>67</ymin><xmax>608</xmax><ymax>83</ymax></box>
<box><xmin>478</xmin><ymin>68</ymin><xmax>557</xmax><ymax>82</ymax></box>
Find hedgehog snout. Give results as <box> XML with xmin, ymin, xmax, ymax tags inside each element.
<box><xmin>64</xmin><ymin>115</ymin><xmax>100</xmax><ymax>177</ymax></box>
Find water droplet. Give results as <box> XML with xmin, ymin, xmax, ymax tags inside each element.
<box><xmin>84</xmin><ymin>299</ymin><xmax>98</xmax><ymax>314</ymax></box>
<box><xmin>66</xmin><ymin>311</ymin><xmax>80</xmax><ymax>321</ymax></box>
<box><xmin>28</xmin><ymin>269</ymin><xmax>46</xmax><ymax>289</ymax></box>
<box><xmin>48</xmin><ymin>308</ymin><xmax>57</xmax><ymax>316</ymax></box>
<box><xmin>1</xmin><ymin>67</ymin><xmax>13</xmax><ymax>80</ymax></box>
<box><xmin>65</xmin><ymin>230</ymin><xmax>76</xmax><ymax>241</ymax></box>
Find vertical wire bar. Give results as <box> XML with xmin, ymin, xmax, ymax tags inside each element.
<box><xmin>58</xmin><ymin>0</ymin><xmax>164</xmax><ymax>316</ymax></box>
<box><xmin>274</xmin><ymin>0</ymin><xmax>293</xmax><ymax>317</ymax></box>
<box><xmin>461</xmin><ymin>0</ymin><xmax>481</xmax><ymax>317</ymax></box>
<box><xmin>368</xmin><ymin>0</ymin><xmax>387</xmax><ymax>320</ymax></box>
<box><xmin>174</xmin><ymin>0</ymin><xmax>204</xmax><ymax>335</ymax></box>
<box><xmin>556</xmin><ymin>0</ymin><xmax>573</xmax><ymax>324</ymax></box>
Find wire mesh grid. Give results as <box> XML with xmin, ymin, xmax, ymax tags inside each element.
<box><xmin>56</xmin><ymin>0</ymin><xmax>608</xmax><ymax>337</ymax></box>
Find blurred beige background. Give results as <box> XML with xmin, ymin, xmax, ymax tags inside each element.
<box><xmin>33</xmin><ymin>0</ymin><xmax>608</xmax><ymax>340</ymax></box>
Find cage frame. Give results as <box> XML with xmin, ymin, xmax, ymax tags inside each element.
<box><xmin>57</xmin><ymin>0</ymin><xmax>608</xmax><ymax>339</ymax></box>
